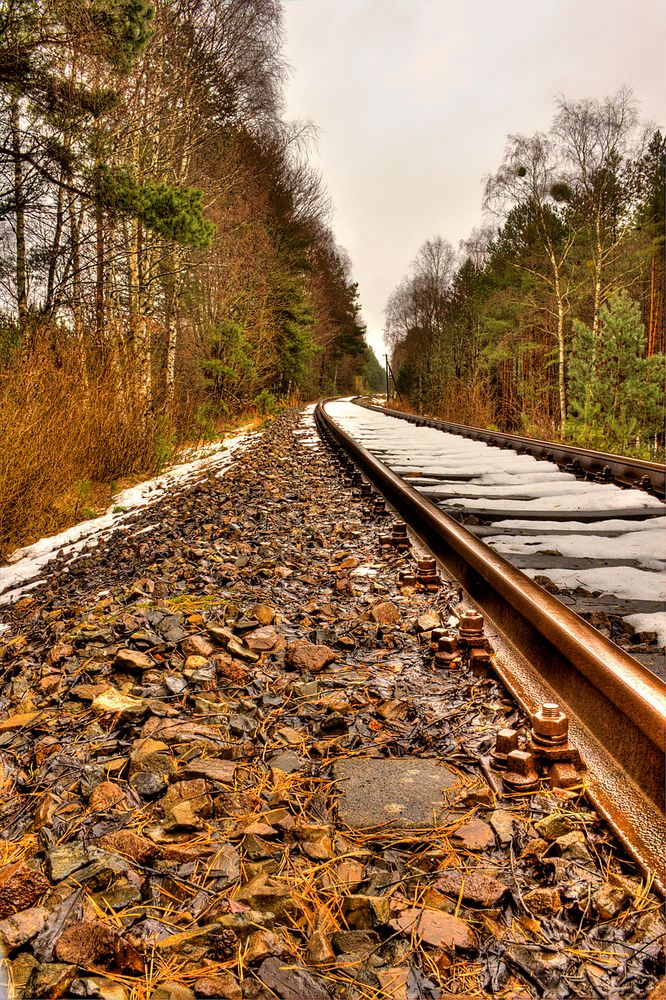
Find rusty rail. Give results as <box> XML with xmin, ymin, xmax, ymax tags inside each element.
<box><xmin>316</xmin><ymin>400</ymin><xmax>666</xmax><ymax>890</ymax></box>
<box><xmin>355</xmin><ymin>398</ymin><xmax>665</xmax><ymax>498</ymax></box>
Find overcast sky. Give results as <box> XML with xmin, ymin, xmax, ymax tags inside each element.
<box><xmin>281</xmin><ymin>0</ymin><xmax>666</xmax><ymax>360</ymax></box>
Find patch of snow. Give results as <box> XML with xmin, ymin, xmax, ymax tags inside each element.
<box><xmin>442</xmin><ymin>490</ymin><xmax>662</xmax><ymax>512</ymax></box>
<box><xmin>624</xmin><ymin>613</ymin><xmax>666</xmax><ymax>649</ymax></box>
<box><xmin>488</xmin><ymin>517</ymin><xmax>666</xmax><ymax>534</ymax></box>
<box><xmin>0</xmin><ymin>428</ymin><xmax>257</xmax><ymax>609</ymax></box>
<box><xmin>486</xmin><ymin>527</ymin><xmax>666</xmax><ymax>571</ymax></box>
<box><xmin>524</xmin><ymin>565</ymin><xmax>666</xmax><ymax>602</ymax></box>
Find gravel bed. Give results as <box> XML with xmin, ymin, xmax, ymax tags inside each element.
<box><xmin>0</xmin><ymin>407</ymin><xmax>663</xmax><ymax>1000</ymax></box>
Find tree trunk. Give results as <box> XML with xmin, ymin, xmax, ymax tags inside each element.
<box><xmin>11</xmin><ymin>95</ymin><xmax>28</xmax><ymax>333</ymax></box>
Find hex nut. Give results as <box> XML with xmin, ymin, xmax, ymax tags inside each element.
<box><xmin>532</xmin><ymin>703</ymin><xmax>568</xmax><ymax>740</ymax></box>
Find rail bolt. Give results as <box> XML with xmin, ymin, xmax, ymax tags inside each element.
<box><xmin>434</xmin><ymin>633</ymin><xmax>461</xmax><ymax>668</ymax></box>
<box><xmin>531</xmin><ymin>703</ymin><xmax>568</xmax><ymax>743</ymax></box>
<box><xmin>491</xmin><ymin>728</ymin><xmax>519</xmax><ymax>769</ymax></box>
<box><xmin>458</xmin><ymin>610</ymin><xmax>484</xmax><ymax>642</ymax></box>
<box><xmin>502</xmin><ymin>749</ymin><xmax>540</xmax><ymax>793</ymax></box>
<box><xmin>428</xmin><ymin>627</ymin><xmax>449</xmax><ymax>654</ymax></box>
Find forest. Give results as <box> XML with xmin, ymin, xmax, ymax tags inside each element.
<box><xmin>0</xmin><ymin>0</ymin><xmax>382</xmax><ymax>553</ymax></box>
<box><xmin>385</xmin><ymin>90</ymin><xmax>665</xmax><ymax>459</ymax></box>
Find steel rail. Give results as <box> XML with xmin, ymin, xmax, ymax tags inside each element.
<box><xmin>355</xmin><ymin>399</ymin><xmax>666</xmax><ymax>498</ymax></box>
<box><xmin>316</xmin><ymin>400</ymin><xmax>666</xmax><ymax>889</ymax></box>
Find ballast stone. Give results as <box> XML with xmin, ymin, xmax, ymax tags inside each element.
<box><xmin>333</xmin><ymin>757</ymin><xmax>458</xmax><ymax>829</ymax></box>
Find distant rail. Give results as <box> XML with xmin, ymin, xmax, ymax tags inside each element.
<box><xmin>316</xmin><ymin>398</ymin><xmax>666</xmax><ymax>891</ymax></box>
<box><xmin>355</xmin><ymin>398</ymin><xmax>665</xmax><ymax>499</ymax></box>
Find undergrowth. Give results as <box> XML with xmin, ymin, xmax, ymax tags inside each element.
<box><xmin>0</xmin><ymin>348</ymin><xmax>285</xmax><ymax>561</ymax></box>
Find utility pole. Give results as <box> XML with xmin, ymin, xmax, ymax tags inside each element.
<box><xmin>385</xmin><ymin>354</ymin><xmax>390</xmax><ymax>401</ymax></box>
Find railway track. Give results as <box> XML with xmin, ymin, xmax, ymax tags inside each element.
<box><xmin>315</xmin><ymin>398</ymin><xmax>666</xmax><ymax>892</ymax></box>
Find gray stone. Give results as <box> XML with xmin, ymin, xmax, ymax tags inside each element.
<box><xmin>334</xmin><ymin>757</ymin><xmax>457</xmax><ymax>828</ymax></box>
<box><xmin>270</xmin><ymin>751</ymin><xmax>304</xmax><ymax>774</ymax></box>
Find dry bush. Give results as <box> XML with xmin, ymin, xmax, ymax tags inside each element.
<box><xmin>432</xmin><ymin>378</ymin><xmax>495</xmax><ymax>428</ymax></box>
<box><xmin>0</xmin><ymin>347</ymin><xmax>161</xmax><ymax>557</ymax></box>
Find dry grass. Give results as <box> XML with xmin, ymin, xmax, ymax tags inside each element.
<box><xmin>0</xmin><ymin>347</ymin><xmax>161</xmax><ymax>557</ymax></box>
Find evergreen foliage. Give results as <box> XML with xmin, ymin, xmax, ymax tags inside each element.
<box><xmin>565</xmin><ymin>292</ymin><xmax>665</xmax><ymax>455</ymax></box>
<box><xmin>386</xmin><ymin>98</ymin><xmax>664</xmax><ymax>456</ymax></box>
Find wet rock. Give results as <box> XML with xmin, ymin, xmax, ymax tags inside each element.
<box><xmin>523</xmin><ymin>886</ymin><xmax>563</xmax><ymax>915</ymax></box>
<box><xmin>489</xmin><ymin>808</ymin><xmax>515</xmax><ymax>845</ymax></box>
<box><xmin>98</xmin><ymin>830</ymin><xmax>159</xmax><ymax>865</ymax></box>
<box><xmin>555</xmin><ymin>830</ymin><xmax>590</xmax><ymax>860</ymax></box>
<box><xmin>286</xmin><ymin>640</ymin><xmax>336</xmax><ymax>673</ymax></box>
<box><xmin>194</xmin><ymin>973</ymin><xmax>242</xmax><ymax>999</ymax></box>
<box><xmin>0</xmin><ymin>905</ymin><xmax>49</xmax><ymax>948</ymax></box>
<box><xmin>244</xmin><ymin>929</ymin><xmax>285</xmax><ymax>964</ymax></box>
<box><xmin>0</xmin><ymin>862</ymin><xmax>50</xmax><ymax>917</ymax></box>
<box><xmin>91</xmin><ymin>688</ymin><xmax>148</xmax><ymax>719</ymax></box>
<box><xmin>27</xmin><ymin>961</ymin><xmax>78</xmax><ymax>998</ymax></box>
<box><xmin>389</xmin><ymin>907</ymin><xmax>476</xmax><ymax>950</ymax></box>
<box><xmin>181</xmin><ymin>635</ymin><xmax>215</xmax><ymax>658</ymax></box>
<box><xmin>334</xmin><ymin>757</ymin><xmax>457</xmax><ymax>828</ymax></box>
<box><xmin>434</xmin><ymin>870</ymin><xmax>508</xmax><ymax>908</ymax></box>
<box><xmin>376</xmin><ymin>968</ymin><xmax>410</xmax><ymax>1000</ymax></box>
<box><xmin>331</xmin><ymin>929</ymin><xmax>379</xmax><ymax>954</ymax></box>
<box><xmin>89</xmin><ymin>781</ymin><xmax>126</xmax><ymax>811</ymax></box>
<box><xmin>150</xmin><ymin>983</ymin><xmax>195</xmax><ymax>1000</ymax></box>
<box><xmin>113</xmin><ymin>649</ymin><xmax>153</xmax><ymax>672</ymax></box>
<box><xmin>270</xmin><ymin>751</ymin><xmax>304</xmax><ymax>774</ymax></box>
<box><xmin>534</xmin><ymin>812</ymin><xmax>575</xmax><ymax>841</ymax></box>
<box><xmin>416</xmin><ymin>612</ymin><xmax>441</xmax><ymax>633</ymax></box>
<box><xmin>258</xmin><ymin>956</ymin><xmax>332</xmax><ymax>1000</ymax></box>
<box><xmin>450</xmin><ymin>817</ymin><xmax>495</xmax><ymax>851</ymax></box>
<box><xmin>593</xmin><ymin>883</ymin><xmax>630</xmax><ymax>919</ymax></box>
<box><xmin>504</xmin><ymin>942</ymin><xmax>568</xmax><ymax>990</ymax></box>
<box><xmin>342</xmin><ymin>895</ymin><xmax>391</xmax><ymax>929</ymax></box>
<box><xmin>367</xmin><ymin>601</ymin><xmax>400</xmax><ymax>625</ymax></box>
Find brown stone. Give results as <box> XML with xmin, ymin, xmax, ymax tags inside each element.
<box><xmin>377</xmin><ymin>968</ymin><xmax>410</xmax><ymax>1000</ymax></box>
<box><xmin>244</xmin><ymin>626</ymin><xmax>281</xmax><ymax>651</ymax></box>
<box><xmin>243</xmin><ymin>929</ymin><xmax>285</xmax><ymax>964</ymax></box>
<box><xmin>307</xmin><ymin>929</ymin><xmax>335</xmax><ymax>964</ymax></box>
<box><xmin>389</xmin><ymin>907</ymin><xmax>476</xmax><ymax>950</ymax></box>
<box><xmin>179</xmin><ymin>757</ymin><xmax>236</xmax><ymax>784</ymax></box>
<box><xmin>27</xmin><ymin>961</ymin><xmax>77</xmax><ymax>998</ymax></box>
<box><xmin>434</xmin><ymin>870</ymin><xmax>508</xmax><ymax>908</ymax></box>
<box><xmin>113</xmin><ymin>648</ymin><xmax>153</xmax><ymax>672</ymax></box>
<box><xmin>89</xmin><ymin>781</ymin><xmax>126</xmax><ymax>811</ymax></box>
<box><xmin>55</xmin><ymin>920</ymin><xmax>117</xmax><ymax>966</ymax></box>
<box><xmin>450</xmin><ymin>818</ymin><xmax>495</xmax><ymax>851</ymax></box>
<box><xmin>523</xmin><ymin>887</ymin><xmax>563</xmax><ymax>916</ymax></box>
<box><xmin>194</xmin><ymin>972</ymin><xmax>242</xmax><ymax>1000</ymax></box>
<box><xmin>162</xmin><ymin>779</ymin><xmax>212</xmax><ymax>819</ymax></box>
<box><xmin>0</xmin><ymin>862</ymin><xmax>50</xmax><ymax>919</ymax></box>
<box><xmin>286</xmin><ymin>640</ymin><xmax>336</xmax><ymax>673</ymax></box>
<box><xmin>367</xmin><ymin>601</ymin><xmax>401</xmax><ymax>625</ymax></box>
<box><xmin>0</xmin><ymin>906</ymin><xmax>49</xmax><ymax>948</ymax></box>
<box><xmin>99</xmin><ymin>830</ymin><xmax>158</xmax><ymax>865</ymax></box>
<box><xmin>181</xmin><ymin>635</ymin><xmax>215</xmax><ymax>658</ymax></box>
<box><xmin>0</xmin><ymin>711</ymin><xmax>43</xmax><ymax>733</ymax></box>
<box><xmin>251</xmin><ymin>604</ymin><xmax>275</xmax><ymax>625</ymax></box>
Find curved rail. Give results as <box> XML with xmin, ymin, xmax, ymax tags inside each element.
<box><xmin>356</xmin><ymin>399</ymin><xmax>665</xmax><ymax>498</ymax></box>
<box><xmin>316</xmin><ymin>399</ymin><xmax>666</xmax><ymax>889</ymax></box>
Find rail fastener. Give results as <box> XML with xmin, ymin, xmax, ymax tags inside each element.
<box><xmin>502</xmin><ymin>749</ymin><xmax>540</xmax><ymax>793</ymax></box>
